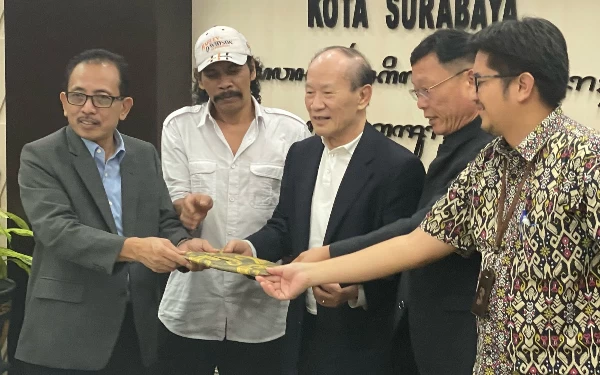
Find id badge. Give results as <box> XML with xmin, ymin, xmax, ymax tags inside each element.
<box><xmin>471</xmin><ymin>269</ymin><xmax>496</xmax><ymax>317</ymax></box>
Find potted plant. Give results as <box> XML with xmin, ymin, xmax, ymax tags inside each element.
<box><xmin>0</xmin><ymin>174</ymin><xmax>33</xmax><ymax>372</ymax></box>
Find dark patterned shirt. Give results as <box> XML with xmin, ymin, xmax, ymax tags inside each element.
<box><xmin>421</xmin><ymin>108</ymin><xmax>600</xmax><ymax>375</ymax></box>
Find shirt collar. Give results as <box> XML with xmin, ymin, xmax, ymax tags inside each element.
<box><xmin>496</xmin><ymin>107</ymin><xmax>564</xmax><ymax>161</ymax></box>
<box><xmin>81</xmin><ymin>130</ymin><xmax>126</xmax><ymax>162</ymax></box>
<box><xmin>198</xmin><ymin>96</ymin><xmax>264</xmax><ymax>129</ymax></box>
<box><xmin>321</xmin><ymin>130</ymin><xmax>363</xmax><ymax>156</ymax></box>
<box><xmin>441</xmin><ymin>116</ymin><xmax>482</xmax><ymax>150</ymax></box>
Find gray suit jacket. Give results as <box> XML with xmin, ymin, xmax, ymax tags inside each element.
<box><xmin>15</xmin><ymin>126</ymin><xmax>189</xmax><ymax>370</ymax></box>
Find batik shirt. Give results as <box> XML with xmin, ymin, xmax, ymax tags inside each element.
<box><xmin>421</xmin><ymin>108</ymin><xmax>600</xmax><ymax>375</ymax></box>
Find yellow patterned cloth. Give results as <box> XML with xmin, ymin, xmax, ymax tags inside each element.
<box><xmin>185</xmin><ymin>252</ymin><xmax>276</xmax><ymax>276</ymax></box>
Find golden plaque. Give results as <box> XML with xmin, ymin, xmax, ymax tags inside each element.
<box><xmin>185</xmin><ymin>252</ymin><xmax>277</xmax><ymax>276</ymax></box>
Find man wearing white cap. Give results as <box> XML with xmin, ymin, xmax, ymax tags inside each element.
<box><xmin>158</xmin><ymin>26</ymin><xmax>310</xmax><ymax>375</ymax></box>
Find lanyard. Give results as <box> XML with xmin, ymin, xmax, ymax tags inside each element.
<box><xmin>494</xmin><ymin>159</ymin><xmax>534</xmax><ymax>253</ymax></box>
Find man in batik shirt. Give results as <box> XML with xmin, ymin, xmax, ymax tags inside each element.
<box><xmin>254</xmin><ymin>17</ymin><xmax>600</xmax><ymax>375</ymax></box>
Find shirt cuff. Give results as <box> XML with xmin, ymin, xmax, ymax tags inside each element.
<box><xmin>244</xmin><ymin>240</ymin><xmax>258</xmax><ymax>257</ymax></box>
<box><xmin>177</xmin><ymin>237</ymin><xmax>192</xmax><ymax>247</ymax></box>
<box><xmin>348</xmin><ymin>285</ymin><xmax>368</xmax><ymax>310</ymax></box>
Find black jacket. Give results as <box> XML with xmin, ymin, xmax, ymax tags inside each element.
<box><xmin>248</xmin><ymin>123</ymin><xmax>425</xmax><ymax>375</ymax></box>
<box><xmin>330</xmin><ymin>118</ymin><xmax>494</xmax><ymax>375</ymax></box>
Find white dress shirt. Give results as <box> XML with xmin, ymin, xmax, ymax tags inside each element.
<box><xmin>159</xmin><ymin>97</ymin><xmax>310</xmax><ymax>343</ymax></box>
<box><xmin>247</xmin><ymin>132</ymin><xmax>368</xmax><ymax>313</ymax></box>
<box><xmin>305</xmin><ymin>133</ymin><xmax>367</xmax><ymax>315</ymax></box>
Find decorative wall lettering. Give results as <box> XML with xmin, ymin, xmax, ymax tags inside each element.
<box><xmin>308</xmin><ymin>0</ymin><xmax>369</xmax><ymax>28</ymax></box>
<box><xmin>258</xmin><ymin>67</ymin><xmax>306</xmax><ymax>81</ymax></box>
<box><xmin>377</xmin><ymin>55</ymin><xmax>412</xmax><ymax>84</ymax></box>
<box><xmin>567</xmin><ymin>75</ymin><xmax>600</xmax><ymax>107</ymax></box>
<box><xmin>258</xmin><ymin>51</ymin><xmax>600</xmax><ymax>107</ymax></box>
<box><xmin>382</xmin><ymin>55</ymin><xmax>398</xmax><ymax>69</ymax></box>
<box><xmin>303</xmin><ymin>120</ymin><xmax>437</xmax><ymax>159</ymax></box>
<box><xmin>376</xmin><ymin>70</ymin><xmax>412</xmax><ymax>84</ymax></box>
<box><xmin>373</xmin><ymin>123</ymin><xmax>437</xmax><ymax>158</ymax></box>
<box><xmin>257</xmin><ymin>54</ymin><xmax>412</xmax><ymax>86</ymax></box>
<box><xmin>309</xmin><ymin>0</ymin><xmax>518</xmax><ymax>29</ymax></box>
<box><xmin>385</xmin><ymin>0</ymin><xmax>518</xmax><ymax>30</ymax></box>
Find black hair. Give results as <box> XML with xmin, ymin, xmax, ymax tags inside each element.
<box><xmin>64</xmin><ymin>49</ymin><xmax>129</xmax><ymax>96</ymax></box>
<box><xmin>469</xmin><ymin>17</ymin><xmax>569</xmax><ymax>108</ymax></box>
<box><xmin>410</xmin><ymin>29</ymin><xmax>475</xmax><ymax>66</ymax></box>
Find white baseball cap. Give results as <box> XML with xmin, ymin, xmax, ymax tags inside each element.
<box><xmin>194</xmin><ymin>26</ymin><xmax>252</xmax><ymax>72</ymax></box>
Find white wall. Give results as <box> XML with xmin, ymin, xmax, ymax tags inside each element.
<box><xmin>191</xmin><ymin>0</ymin><xmax>600</xmax><ymax>168</ymax></box>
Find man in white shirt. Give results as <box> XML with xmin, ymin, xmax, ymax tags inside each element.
<box><xmin>158</xmin><ymin>26</ymin><xmax>310</xmax><ymax>375</ymax></box>
<box><xmin>224</xmin><ymin>47</ymin><xmax>425</xmax><ymax>375</ymax></box>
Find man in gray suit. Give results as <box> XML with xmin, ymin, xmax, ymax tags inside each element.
<box><xmin>15</xmin><ymin>49</ymin><xmax>211</xmax><ymax>375</ymax></box>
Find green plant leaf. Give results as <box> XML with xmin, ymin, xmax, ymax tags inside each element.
<box><xmin>0</xmin><ymin>209</ymin><xmax>33</xmax><ymax>277</ymax></box>
<box><xmin>0</xmin><ymin>226</ymin><xmax>12</xmax><ymax>242</ymax></box>
<box><xmin>0</xmin><ymin>247</ymin><xmax>33</xmax><ymax>265</ymax></box>
<box><xmin>6</xmin><ymin>228</ymin><xmax>33</xmax><ymax>237</ymax></box>
<box><xmin>4</xmin><ymin>211</ymin><xmax>30</xmax><ymax>230</ymax></box>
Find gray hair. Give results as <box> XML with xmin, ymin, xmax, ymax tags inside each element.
<box><xmin>310</xmin><ymin>46</ymin><xmax>375</xmax><ymax>90</ymax></box>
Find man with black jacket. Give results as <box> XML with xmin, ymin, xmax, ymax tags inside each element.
<box><xmin>223</xmin><ymin>46</ymin><xmax>425</xmax><ymax>375</ymax></box>
<box><xmin>295</xmin><ymin>30</ymin><xmax>494</xmax><ymax>375</ymax></box>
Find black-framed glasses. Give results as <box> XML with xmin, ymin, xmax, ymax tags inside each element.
<box><xmin>409</xmin><ymin>68</ymin><xmax>469</xmax><ymax>100</ymax></box>
<box><xmin>472</xmin><ymin>73</ymin><xmax>519</xmax><ymax>93</ymax></box>
<box><xmin>66</xmin><ymin>92</ymin><xmax>125</xmax><ymax>108</ymax></box>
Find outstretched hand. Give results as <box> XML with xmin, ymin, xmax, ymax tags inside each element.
<box><xmin>255</xmin><ymin>263</ymin><xmax>312</xmax><ymax>300</ymax></box>
<box><xmin>293</xmin><ymin>245</ymin><xmax>330</xmax><ymax>263</ymax></box>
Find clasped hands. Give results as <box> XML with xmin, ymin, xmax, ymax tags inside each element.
<box><xmin>222</xmin><ymin>241</ymin><xmax>358</xmax><ymax>307</ymax></box>
<box><xmin>174</xmin><ymin>193</ymin><xmax>355</xmax><ymax>304</ymax></box>
<box><xmin>177</xmin><ymin>236</ymin><xmax>357</xmax><ymax>307</ymax></box>
<box><xmin>123</xmin><ymin>193</ymin><xmax>215</xmax><ymax>274</ymax></box>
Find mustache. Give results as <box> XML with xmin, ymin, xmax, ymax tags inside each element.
<box><xmin>77</xmin><ymin>117</ymin><xmax>100</xmax><ymax>125</ymax></box>
<box><xmin>214</xmin><ymin>90</ymin><xmax>242</xmax><ymax>102</ymax></box>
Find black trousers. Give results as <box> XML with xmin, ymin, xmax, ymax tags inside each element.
<box><xmin>159</xmin><ymin>325</ymin><xmax>283</xmax><ymax>375</ymax></box>
<box><xmin>298</xmin><ymin>311</ymin><xmax>394</xmax><ymax>375</ymax></box>
<box><xmin>391</xmin><ymin>314</ymin><xmax>420</xmax><ymax>375</ymax></box>
<box><xmin>23</xmin><ymin>304</ymin><xmax>153</xmax><ymax>375</ymax></box>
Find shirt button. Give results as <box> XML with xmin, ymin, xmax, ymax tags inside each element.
<box><xmin>231</xmin><ymin>164</ymin><xmax>236</xmax><ymax>169</ymax></box>
<box><xmin>96</xmin><ymin>149</ymin><xmax>101</xmax><ymax>154</ymax></box>
<box><xmin>104</xmin><ymin>173</ymin><xmax>108</xmax><ymax>177</ymax></box>
<box><xmin>398</xmin><ymin>301</ymin><xmax>405</xmax><ymax>309</ymax></box>
<box><xmin>229</xmin><ymin>197</ymin><xmax>235</xmax><ymax>202</ymax></box>
<box><xmin>227</xmin><ymin>231</ymin><xmax>233</xmax><ymax>235</ymax></box>
<box><xmin>109</xmin><ymin>201</ymin><xmax>113</xmax><ymax>206</ymax></box>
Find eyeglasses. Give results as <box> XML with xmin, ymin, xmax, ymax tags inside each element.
<box><xmin>472</xmin><ymin>73</ymin><xmax>519</xmax><ymax>93</ymax></box>
<box><xmin>66</xmin><ymin>92</ymin><xmax>125</xmax><ymax>108</ymax></box>
<box><xmin>409</xmin><ymin>68</ymin><xmax>469</xmax><ymax>100</ymax></box>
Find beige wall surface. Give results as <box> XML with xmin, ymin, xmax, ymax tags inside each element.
<box><xmin>2</xmin><ymin>1</ymin><xmax>598</xmax><ymax>182</ymax></box>
<box><xmin>191</xmin><ymin>0</ymin><xmax>600</xmax><ymax>168</ymax></box>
